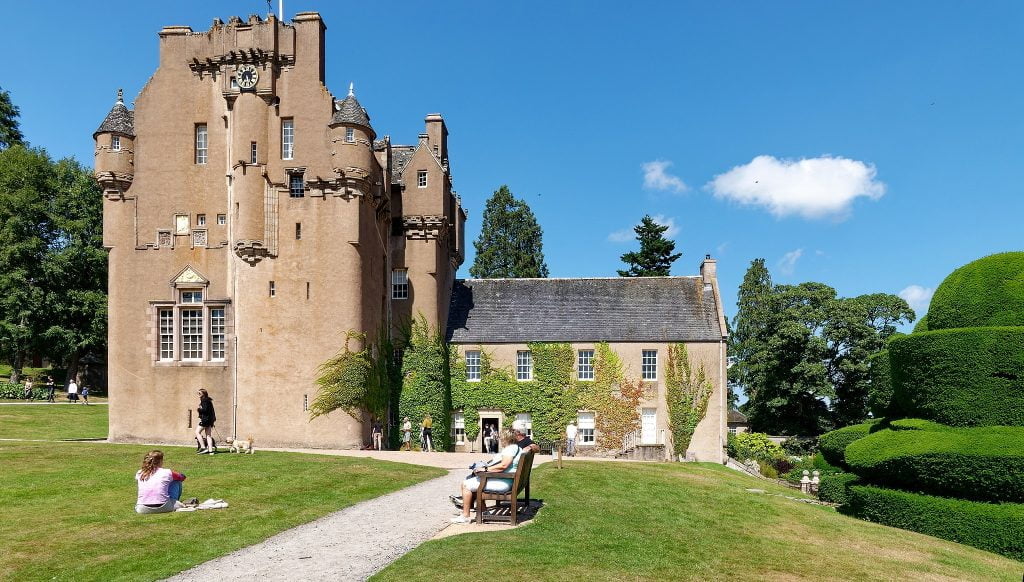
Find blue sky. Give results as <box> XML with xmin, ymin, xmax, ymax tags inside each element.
<box><xmin>5</xmin><ymin>1</ymin><xmax>1022</xmax><ymax>325</ymax></box>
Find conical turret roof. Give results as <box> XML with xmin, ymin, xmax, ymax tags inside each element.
<box><xmin>330</xmin><ymin>83</ymin><xmax>373</xmax><ymax>132</ymax></box>
<box><xmin>94</xmin><ymin>89</ymin><xmax>135</xmax><ymax>138</ymax></box>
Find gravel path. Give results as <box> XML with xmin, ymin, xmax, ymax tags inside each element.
<box><xmin>165</xmin><ymin>468</ymin><xmax>466</xmax><ymax>582</ymax></box>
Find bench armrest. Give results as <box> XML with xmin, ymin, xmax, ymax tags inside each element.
<box><xmin>478</xmin><ymin>471</ymin><xmax>515</xmax><ymax>483</ymax></box>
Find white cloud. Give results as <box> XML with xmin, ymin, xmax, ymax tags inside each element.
<box><xmin>778</xmin><ymin>248</ymin><xmax>803</xmax><ymax>276</ymax></box>
<box><xmin>650</xmin><ymin>214</ymin><xmax>680</xmax><ymax>238</ymax></box>
<box><xmin>607</xmin><ymin>229</ymin><xmax>634</xmax><ymax>243</ymax></box>
<box><xmin>707</xmin><ymin>155</ymin><xmax>885</xmax><ymax>219</ymax></box>
<box><xmin>642</xmin><ymin>160</ymin><xmax>688</xmax><ymax>193</ymax></box>
<box><xmin>899</xmin><ymin>285</ymin><xmax>934</xmax><ymax>315</ymax></box>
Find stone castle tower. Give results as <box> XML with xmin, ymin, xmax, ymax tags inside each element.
<box><xmin>95</xmin><ymin>12</ymin><xmax>465</xmax><ymax>448</ymax></box>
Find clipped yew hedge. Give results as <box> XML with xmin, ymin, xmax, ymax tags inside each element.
<box><xmin>888</xmin><ymin>418</ymin><xmax>950</xmax><ymax>432</ymax></box>
<box><xmin>818</xmin><ymin>472</ymin><xmax>859</xmax><ymax>505</ymax></box>
<box><xmin>866</xmin><ymin>350</ymin><xmax>893</xmax><ymax>418</ymax></box>
<box><xmin>844</xmin><ymin>485</ymin><xmax>1024</xmax><ymax>561</ymax></box>
<box><xmin>926</xmin><ymin>251</ymin><xmax>1024</xmax><ymax>331</ymax></box>
<box><xmin>818</xmin><ymin>420</ymin><xmax>880</xmax><ymax>468</ymax></box>
<box><xmin>889</xmin><ymin>327</ymin><xmax>1024</xmax><ymax>427</ymax></box>
<box><xmin>844</xmin><ymin>427</ymin><xmax>1024</xmax><ymax>502</ymax></box>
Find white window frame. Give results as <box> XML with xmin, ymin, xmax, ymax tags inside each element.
<box><xmin>210</xmin><ymin>308</ymin><xmax>225</xmax><ymax>361</ymax></box>
<box><xmin>195</xmin><ymin>124</ymin><xmax>208</xmax><ymax>164</ymax></box>
<box><xmin>578</xmin><ymin>349</ymin><xmax>594</xmax><ymax>381</ymax></box>
<box><xmin>345</xmin><ymin>127</ymin><xmax>355</xmax><ymax>143</ymax></box>
<box><xmin>516</xmin><ymin>350</ymin><xmax>532</xmax><ymax>381</ymax></box>
<box><xmin>578</xmin><ymin>412</ymin><xmax>596</xmax><ymax>445</ymax></box>
<box><xmin>155</xmin><ymin>289</ymin><xmax>227</xmax><ymax>364</ymax></box>
<box><xmin>111</xmin><ymin>135</ymin><xmax>121</xmax><ymax>151</ymax></box>
<box><xmin>642</xmin><ymin>349</ymin><xmax>658</xmax><ymax>381</ymax></box>
<box><xmin>180</xmin><ymin>308</ymin><xmax>204</xmax><ymax>361</ymax></box>
<box><xmin>391</xmin><ymin>269</ymin><xmax>409</xmax><ymax>300</ymax></box>
<box><xmin>181</xmin><ymin>290</ymin><xmax>203</xmax><ymax>304</ymax></box>
<box><xmin>196</xmin><ymin>214</ymin><xmax>206</xmax><ymax>227</ymax></box>
<box><xmin>269</xmin><ymin>281</ymin><xmax>276</xmax><ymax>297</ymax></box>
<box><xmin>515</xmin><ymin>413</ymin><xmax>533</xmax><ymax>438</ymax></box>
<box><xmin>465</xmin><ymin>350</ymin><xmax>481</xmax><ymax>381</ymax></box>
<box><xmin>217</xmin><ymin>214</ymin><xmax>226</xmax><ymax>226</ymax></box>
<box><xmin>250</xmin><ymin>141</ymin><xmax>258</xmax><ymax>164</ymax></box>
<box><xmin>158</xmin><ymin>309</ymin><xmax>174</xmax><ymax>361</ymax></box>
<box><xmin>281</xmin><ymin>119</ymin><xmax>294</xmax><ymax>160</ymax></box>
<box><xmin>453</xmin><ymin>412</ymin><xmax>466</xmax><ymax>444</ymax></box>
<box><xmin>417</xmin><ymin>170</ymin><xmax>427</xmax><ymax>188</ymax></box>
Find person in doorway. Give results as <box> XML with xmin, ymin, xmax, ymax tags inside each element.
<box><xmin>67</xmin><ymin>377</ymin><xmax>79</xmax><ymax>403</ymax></box>
<box><xmin>482</xmin><ymin>424</ymin><xmax>493</xmax><ymax>455</ymax></box>
<box><xmin>450</xmin><ymin>428</ymin><xmax>525</xmax><ymax>523</ymax></box>
<box><xmin>514</xmin><ymin>427</ymin><xmax>541</xmax><ymax>454</ymax></box>
<box><xmin>195</xmin><ymin>389</ymin><xmax>217</xmax><ymax>454</ymax></box>
<box><xmin>402</xmin><ymin>417</ymin><xmax>412</xmax><ymax>451</ymax></box>
<box><xmin>371</xmin><ymin>418</ymin><xmax>383</xmax><ymax>450</ymax></box>
<box><xmin>421</xmin><ymin>413</ymin><xmax>434</xmax><ymax>452</ymax></box>
<box><xmin>565</xmin><ymin>422</ymin><xmax>578</xmax><ymax>457</ymax></box>
<box><xmin>135</xmin><ymin>450</ymin><xmax>188</xmax><ymax>514</ymax></box>
<box><xmin>46</xmin><ymin>376</ymin><xmax>55</xmax><ymax>403</ymax></box>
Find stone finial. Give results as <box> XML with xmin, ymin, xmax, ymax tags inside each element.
<box><xmin>348</xmin><ymin>82</ymin><xmax>354</xmax><ymax>97</ymax></box>
<box><xmin>117</xmin><ymin>88</ymin><xmax>123</xmax><ymax>104</ymax></box>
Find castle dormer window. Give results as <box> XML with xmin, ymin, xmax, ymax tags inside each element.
<box><xmin>111</xmin><ymin>135</ymin><xmax>121</xmax><ymax>151</ymax></box>
<box><xmin>345</xmin><ymin>127</ymin><xmax>355</xmax><ymax>143</ymax></box>
<box><xmin>417</xmin><ymin>170</ymin><xmax>428</xmax><ymax>188</ymax></box>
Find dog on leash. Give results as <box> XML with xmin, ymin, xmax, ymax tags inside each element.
<box><xmin>225</xmin><ymin>435</ymin><xmax>256</xmax><ymax>454</ymax></box>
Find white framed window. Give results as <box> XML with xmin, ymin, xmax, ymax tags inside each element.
<box><xmin>196</xmin><ymin>214</ymin><xmax>206</xmax><ymax>226</ymax></box>
<box><xmin>289</xmin><ymin>174</ymin><xmax>304</xmax><ymax>198</ymax></box>
<box><xmin>515</xmin><ymin>413</ymin><xmax>532</xmax><ymax>438</ymax></box>
<box><xmin>516</xmin><ymin>350</ymin><xmax>532</xmax><ymax>381</ymax></box>
<box><xmin>217</xmin><ymin>214</ymin><xmax>226</xmax><ymax>226</ymax></box>
<box><xmin>181</xmin><ymin>309</ymin><xmax>204</xmax><ymax>360</ymax></box>
<box><xmin>417</xmin><ymin>170</ymin><xmax>427</xmax><ymax>188</ymax></box>
<box><xmin>210</xmin><ymin>308</ymin><xmax>225</xmax><ymax>360</ymax></box>
<box><xmin>281</xmin><ymin>119</ymin><xmax>294</xmax><ymax>160</ymax></box>
<box><xmin>391</xmin><ymin>269</ymin><xmax>408</xmax><ymax>300</ymax></box>
<box><xmin>345</xmin><ymin>127</ymin><xmax>355</xmax><ymax>143</ymax></box>
<box><xmin>111</xmin><ymin>135</ymin><xmax>121</xmax><ymax>151</ymax></box>
<box><xmin>578</xmin><ymin>349</ymin><xmax>594</xmax><ymax>381</ymax></box>
<box><xmin>642</xmin><ymin>349</ymin><xmax>658</xmax><ymax>381</ymax></box>
<box><xmin>578</xmin><ymin>412</ymin><xmax>595</xmax><ymax>445</ymax></box>
<box><xmin>453</xmin><ymin>412</ymin><xmax>465</xmax><ymax>444</ymax></box>
<box><xmin>250</xmin><ymin>141</ymin><xmax>258</xmax><ymax>164</ymax></box>
<box><xmin>728</xmin><ymin>426</ymin><xmax>738</xmax><ymax>435</ymax></box>
<box><xmin>181</xmin><ymin>290</ymin><xmax>203</xmax><ymax>304</ymax></box>
<box><xmin>158</xmin><ymin>309</ymin><xmax>174</xmax><ymax>360</ymax></box>
<box><xmin>195</xmin><ymin>124</ymin><xmax>208</xmax><ymax>164</ymax></box>
<box><xmin>465</xmin><ymin>350</ymin><xmax>481</xmax><ymax>381</ymax></box>
<box><xmin>269</xmin><ymin>281</ymin><xmax>276</xmax><ymax>297</ymax></box>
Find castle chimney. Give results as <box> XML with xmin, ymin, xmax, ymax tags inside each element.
<box><xmin>700</xmin><ymin>254</ymin><xmax>717</xmax><ymax>285</ymax></box>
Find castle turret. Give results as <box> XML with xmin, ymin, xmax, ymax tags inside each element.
<box><xmin>93</xmin><ymin>89</ymin><xmax>135</xmax><ymax>196</ymax></box>
<box><xmin>329</xmin><ymin>85</ymin><xmax>377</xmax><ymax>195</ymax></box>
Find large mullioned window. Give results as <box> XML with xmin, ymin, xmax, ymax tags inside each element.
<box><xmin>155</xmin><ymin>289</ymin><xmax>228</xmax><ymax>363</ymax></box>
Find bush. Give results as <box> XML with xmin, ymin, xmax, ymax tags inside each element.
<box><xmin>888</xmin><ymin>418</ymin><xmax>950</xmax><ymax>432</ymax></box>
<box><xmin>843</xmin><ymin>426</ymin><xmax>1024</xmax><ymax>502</ymax></box>
<box><xmin>818</xmin><ymin>420</ymin><xmax>880</xmax><ymax>468</ymax></box>
<box><xmin>844</xmin><ymin>485</ymin><xmax>1024</xmax><ymax>561</ymax></box>
<box><xmin>912</xmin><ymin>315</ymin><xmax>928</xmax><ymax>333</ymax></box>
<box><xmin>889</xmin><ymin>327</ymin><xmax>1024</xmax><ymax>427</ymax></box>
<box><xmin>926</xmin><ymin>251</ymin><xmax>1024</xmax><ymax>331</ymax></box>
<box><xmin>866</xmin><ymin>350</ymin><xmax>894</xmax><ymax>418</ymax></box>
<box><xmin>818</xmin><ymin>472</ymin><xmax>859</xmax><ymax>505</ymax></box>
<box><xmin>727</xmin><ymin>432</ymin><xmax>784</xmax><ymax>463</ymax></box>
<box><xmin>0</xmin><ymin>382</ymin><xmax>48</xmax><ymax>400</ymax></box>
<box><xmin>781</xmin><ymin>436</ymin><xmax>818</xmax><ymax>456</ymax></box>
<box><xmin>757</xmin><ymin>461</ymin><xmax>778</xmax><ymax>479</ymax></box>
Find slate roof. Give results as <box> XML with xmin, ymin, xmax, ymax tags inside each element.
<box><xmin>728</xmin><ymin>409</ymin><xmax>749</xmax><ymax>424</ymax></box>
<box><xmin>390</xmin><ymin>146</ymin><xmax>416</xmax><ymax>183</ymax></box>
<box><xmin>331</xmin><ymin>95</ymin><xmax>372</xmax><ymax>129</ymax></box>
<box><xmin>446</xmin><ymin>277</ymin><xmax>723</xmax><ymax>343</ymax></box>
<box><xmin>94</xmin><ymin>95</ymin><xmax>135</xmax><ymax>138</ymax></box>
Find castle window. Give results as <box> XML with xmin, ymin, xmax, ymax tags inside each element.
<box><xmin>210</xmin><ymin>308</ymin><xmax>225</xmax><ymax>360</ymax></box>
<box><xmin>578</xmin><ymin>349</ymin><xmax>595</xmax><ymax>381</ymax></box>
<box><xmin>516</xmin><ymin>350</ymin><xmax>532</xmax><ymax>381</ymax></box>
<box><xmin>417</xmin><ymin>170</ymin><xmax>428</xmax><ymax>188</ymax></box>
<box><xmin>642</xmin><ymin>349</ymin><xmax>658</xmax><ymax>381</ymax></box>
<box><xmin>578</xmin><ymin>412</ymin><xmax>596</xmax><ymax>445</ymax></box>
<box><xmin>465</xmin><ymin>350</ymin><xmax>481</xmax><ymax>381</ymax></box>
<box><xmin>391</xmin><ymin>269</ymin><xmax>408</xmax><ymax>300</ymax></box>
<box><xmin>195</xmin><ymin>124</ymin><xmax>208</xmax><ymax>164</ymax></box>
<box><xmin>111</xmin><ymin>135</ymin><xmax>121</xmax><ymax>151</ymax></box>
<box><xmin>345</xmin><ymin>127</ymin><xmax>355</xmax><ymax>143</ymax></box>
<box><xmin>158</xmin><ymin>309</ymin><xmax>174</xmax><ymax>361</ymax></box>
<box><xmin>217</xmin><ymin>214</ymin><xmax>226</xmax><ymax>226</ymax></box>
<box><xmin>250</xmin><ymin>142</ymin><xmax>258</xmax><ymax>164</ymax></box>
<box><xmin>181</xmin><ymin>308</ymin><xmax>204</xmax><ymax>360</ymax></box>
<box><xmin>196</xmin><ymin>214</ymin><xmax>206</xmax><ymax>226</ymax></box>
<box><xmin>154</xmin><ymin>285</ymin><xmax>228</xmax><ymax>364</ymax></box>
<box><xmin>452</xmin><ymin>412</ymin><xmax>465</xmax><ymax>444</ymax></box>
<box><xmin>295</xmin><ymin>222</ymin><xmax>302</xmax><ymax>240</ymax></box>
<box><xmin>269</xmin><ymin>281</ymin><xmax>276</xmax><ymax>297</ymax></box>
<box><xmin>281</xmin><ymin>119</ymin><xmax>294</xmax><ymax>160</ymax></box>
<box><xmin>289</xmin><ymin>174</ymin><xmax>305</xmax><ymax>198</ymax></box>
<box><xmin>181</xmin><ymin>290</ymin><xmax>203</xmax><ymax>304</ymax></box>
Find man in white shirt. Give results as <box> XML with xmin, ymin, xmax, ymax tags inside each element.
<box><xmin>565</xmin><ymin>422</ymin><xmax>578</xmax><ymax>457</ymax></box>
<box><xmin>67</xmin><ymin>378</ymin><xmax>79</xmax><ymax>403</ymax></box>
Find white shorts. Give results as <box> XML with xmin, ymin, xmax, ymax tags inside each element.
<box><xmin>464</xmin><ymin>476</ymin><xmax>511</xmax><ymax>494</ymax></box>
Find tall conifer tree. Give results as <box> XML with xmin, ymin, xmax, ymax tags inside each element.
<box><xmin>470</xmin><ymin>185</ymin><xmax>549</xmax><ymax>278</ymax></box>
<box><xmin>0</xmin><ymin>88</ymin><xmax>24</xmax><ymax>150</ymax></box>
<box><xmin>617</xmin><ymin>215</ymin><xmax>681</xmax><ymax>276</ymax></box>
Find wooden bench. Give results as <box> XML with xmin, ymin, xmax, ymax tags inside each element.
<box><xmin>475</xmin><ymin>451</ymin><xmax>535</xmax><ymax>526</ymax></box>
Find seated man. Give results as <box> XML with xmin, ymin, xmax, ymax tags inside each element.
<box><xmin>513</xmin><ymin>427</ymin><xmax>541</xmax><ymax>454</ymax></box>
<box><xmin>450</xmin><ymin>428</ymin><xmax>523</xmax><ymax>523</ymax></box>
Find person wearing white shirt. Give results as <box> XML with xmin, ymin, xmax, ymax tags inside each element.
<box><xmin>565</xmin><ymin>422</ymin><xmax>578</xmax><ymax>457</ymax></box>
<box><xmin>67</xmin><ymin>379</ymin><xmax>79</xmax><ymax>403</ymax></box>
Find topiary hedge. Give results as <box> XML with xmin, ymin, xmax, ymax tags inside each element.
<box><xmin>844</xmin><ymin>427</ymin><xmax>1024</xmax><ymax>502</ymax></box>
<box><xmin>818</xmin><ymin>472</ymin><xmax>859</xmax><ymax>505</ymax></box>
<box><xmin>866</xmin><ymin>350</ymin><xmax>893</xmax><ymax>418</ymax></box>
<box><xmin>888</xmin><ymin>418</ymin><xmax>950</xmax><ymax>432</ymax></box>
<box><xmin>889</xmin><ymin>327</ymin><xmax>1024</xmax><ymax>426</ymax></box>
<box><xmin>926</xmin><ymin>251</ymin><xmax>1024</xmax><ymax>331</ymax></box>
<box><xmin>844</xmin><ymin>485</ymin><xmax>1024</xmax><ymax>561</ymax></box>
<box><xmin>818</xmin><ymin>420</ymin><xmax>880</xmax><ymax>468</ymax></box>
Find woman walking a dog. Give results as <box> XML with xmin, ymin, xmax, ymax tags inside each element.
<box><xmin>195</xmin><ymin>389</ymin><xmax>217</xmax><ymax>454</ymax></box>
<box><xmin>135</xmin><ymin>450</ymin><xmax>188</xmax><ymax>514</ymax></box>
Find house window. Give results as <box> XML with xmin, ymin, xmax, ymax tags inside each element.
<box><xmin>269</xmin><ymin>281</ymin><xmax>276</xmax><ymax>297</ymax></box>
<box><xmin>728</xmin><ymin>426</ymin><xmax>738</xmax><ymax>435</ymax></box>
<box><xmin>289</xmin><ymin>174</ymin><xmax>304</xmax><ymax>198</ymax></box>
<box><xmin>345</xmin><ymin>127</ymin><xmax>355</xmax><ymax>143</ymax></box>
<box><xmin>196</xmin><ymin>214</ymin><xmax>206</xmax><ymax>226</ymax></box>
<box><xmin>516</xmin><ymin>350</ymin><xmax>532</xmax><ymax>381</ymax></box>
<box><xmin>392</xmin><ymin>269</ymin><xmax>408</xmax><ymax>300</ymax></box>
<box><xmin>515</xmin><ymin>413</ymin><xmax>533</xmax><ymax>438</ymax></box>
<box><xmin>181</xmin><ymin>290</ymin><xmax>203</xmax><ymax>304</ymax></box>
<box><xmin>578</xmin><ymin>412</ymin><xmax>595</xmax><ymax>445</ymax></box>
<box><xmin>453</xmin><ymin>412</ymin><xmax>465</xmax><ymax>444</ymax></box>
<box><xmin>281</xmin><ymin>119</ymin><xmax>294</xmax><ymax>160</ymax></box>
<box><xmin>250</xmin><ymin>141</ymin><xmax>258</xmax><ymax>164</ymax></box>
<box><xmin>578</xmin><ymin>349</ymin><xmax>594</xmax><ymax>381</ymax></box>
<box><xmin>642</xmin><ymin>349</ymin><xmax>658</xmax><ymax>381</ymax></box>
<box><xmin>210</xmin><ymin>308</ymin><xmax>225</xmax><ymax>360</ymax></box>
<box><xmin>111</xmin><ymin>135</ymin><xmax>121</xmax><ymax>151</ymax></box>
<box><xmin>158</xmin><ymin>309</ymin><xmax>174</xmax><ymax>360</ymax></box>
<box><xmin>465</xmin><ymin>350</ymin><xmax>481</xmax><ymax>381</ymax></box>
<box><xmin>195</xmin><ymin>124</ymin><xmax>208</xmax><ymax>164</ymax></box>
<box><xmin>417</xmin><ymin>170</ymin><xmax>427</xmax><ymax>188</ymax></box>
<box><xmin>181</xmin><ymin>308</ymin><xmax>204</xmax><ymax>360</ymax></box>
<box><xmin>217</xmin><ymin>214</ymin><xmax>226</xmax><ymax>226</ymax></box>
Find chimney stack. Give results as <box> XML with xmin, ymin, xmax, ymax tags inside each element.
<box><xmin>700</xmin><ymin>254</ymin><xmax>717</xmax><ymax>284</ymax></box>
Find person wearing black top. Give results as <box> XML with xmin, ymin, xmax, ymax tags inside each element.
<box><xmin>513</xmin><ymin>427</ymin><xmax>540</xmax><ymax>454</ymax></box>
<box><xmin>195</xmin><ymin>389</ymin><xmax>217</xmax><ymax>454</ymax></box>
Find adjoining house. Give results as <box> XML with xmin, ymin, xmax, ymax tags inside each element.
<box><xmin>728</xmin><ymin>409</ymin><xmax>751</xmax><ymax>434</ymax></box>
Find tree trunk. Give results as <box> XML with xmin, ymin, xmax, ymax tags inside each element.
<box><xmin>66</xmin><ymin>350</ymin><xmax>81</xmax><ymax>389</ymax></box>
<box><xmin>11</xmin><ymin>351</ymin><xmax>23</xmax><ymax>383</ymax></box>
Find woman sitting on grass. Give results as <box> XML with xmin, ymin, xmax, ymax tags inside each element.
<box><xmin>450</xmin><ymin>428</ymin><xmax>523</xmax><ymax>524</ymax></box>
<box><xmin>135</xmin><ymin>450</ymin><xmax>187</xmax><ymax>514</ymax></box>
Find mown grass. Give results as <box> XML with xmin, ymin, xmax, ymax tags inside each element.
<box><xmin>0</xmin><ymin>441</ymin><xmax>443</xmax><ymax>581</ymax></box>
<box><xmin>374</xmin><ymin>461</ymin><xmax>1022</xmax><ymax>581</ymax></box>
<box><xmin>0</xmin><ymin>402</ymin><xmax>109</xmax><ymax>440</ymax></box>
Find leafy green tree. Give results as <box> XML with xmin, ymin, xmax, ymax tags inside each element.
<box><xmin>469</xmin><ymin>185</ymin><xmax>549</xmax><ymax>278</ymax></box>
<box><xmin>0</xmin><ymin>87</ymin><xmax>24</xmax><ymax>150</ymax></box>
<box><xmin>617</xmin><ymin>215</ymin><xmax>681</xmax><ymax>277</ymax></box>
<box><xmin>729</xmin><ymin>259</ymin><xmax>773</xmax><ymax>406</ymax></box>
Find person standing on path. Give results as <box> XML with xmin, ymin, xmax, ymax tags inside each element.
<box><xmin>421</xmin><ymin>413</ymin><xmax>434</xmax><ymax>452</ymax></box>
<box><xmin>46</xmin><ymin>376</ymin><xmax>55</xmax><ymax>403</ymax></box>
<box><xmin>371</xmin><ymin>418</ymin><xmax>383</xmax><ymax>450</ymax></box>
<box><xmin>67</xmin><ymin>378</ymin><xmax>79</xmax><ymax>403</ymax></box>
<box><xmin>81</xmin><ymin>384</ymin><xmax>90</xmax><ymax>405</ymax></box>
<box><xmin>23</xmin><ymin>378</ymin><xmax>33</xmax><ymax>400</ymax></box>
<box><xmin>402</xmin><ymin>417</ymin><xmax>412</xmax><ymax>451</ymax></box>
<box><xmin>565</xmin><ymin>422</ymin><xmax>577</xmax><ymax>457</ymax></box>
<box><xmin>195</xmin><ymin>389</ymin><xmax>217</xmax><ymax>454</ymax></box>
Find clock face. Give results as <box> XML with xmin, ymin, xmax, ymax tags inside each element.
<box><xmin>237</xmin><ymin>64</ymin><xmax>259</xmax><ymax>90</ymax></box>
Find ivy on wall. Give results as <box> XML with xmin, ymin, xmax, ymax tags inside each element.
<box><xmin>310</xmin><ymin>331</ymin><xmax>373</xmax><ymax>420</ymax></box>
<box><xmin>665</xmin><ymin>343</ymin><xmax>714</xmax><ymax>456</ymax></box>
<box><xmin>577</xmin><ymin>343</ymin><xmax>644</xmax><ymax>449</ymax></box>
<box><xmin>397</xmin><ymin>316</ymin><xmax>452</xmax><ymax>450</ymax></box>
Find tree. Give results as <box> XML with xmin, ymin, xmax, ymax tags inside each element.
<box><xmin>729</xmin><ymin>258</ymin><xmax>773</xmax><ymax>406</ymax></box>
<box><xmin>469</xmin><ymin>185</ymin><xmax>549</xmax><ymax>278</ymax></box>
<box><xmin>0</xmin><ymin>87</ymin><xmax>24</xmax><ymax>150</ymax></box>
<box><xmin>617</xmin><ymin>215</ymin><xmax>681</xmax><ymax>277</ymax></box>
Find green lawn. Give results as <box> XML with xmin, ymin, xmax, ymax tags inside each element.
<box><xmin>374</xmin><ymin>461</ymin><xmax>1022</xmax><ymax>581</ymax></box>
<box><xmin>0</xmin><ymin>403</ymin><xmax>108</xmax><ymax>440</ymax></box>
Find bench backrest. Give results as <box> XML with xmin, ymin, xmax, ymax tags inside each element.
<box><xmin>512</xmin><ymin>451</ymin><xmax>535</xmax><ymax>496</ymax></box>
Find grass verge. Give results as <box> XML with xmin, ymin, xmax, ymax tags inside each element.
<box><xmin>374</xmin><ymin>461</ymin><xmax>1021</xmax><ymax>581</ymax></box>
<box><xmin>0</xmin><ymin>402</ymin><xmax>108</xmax><ymax>440</ymax></box>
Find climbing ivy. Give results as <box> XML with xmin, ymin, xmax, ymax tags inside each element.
<box><xmin>577</xmin><ymin>343</ymin><xmax>643</xmax><ymax>449</ymax></box>
<box><xmin>397</xmin><ymin>316</ymin><xmax>452</xmax><ymax>450</ymax></box>
<box><xmin>665</xmin><ymin>343</ymin><xmax>714</xmax><ymax>457</ymax></box>
<box><xmin>310</xmin><ymin>331</ymin><xmax>373</xmax><ymax>420</ymax></box>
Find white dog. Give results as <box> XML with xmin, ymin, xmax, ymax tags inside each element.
<box><xmin>226</xmin><ymin>435</ymin><xmax>255</xmax><ymax>454</ymax></box>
